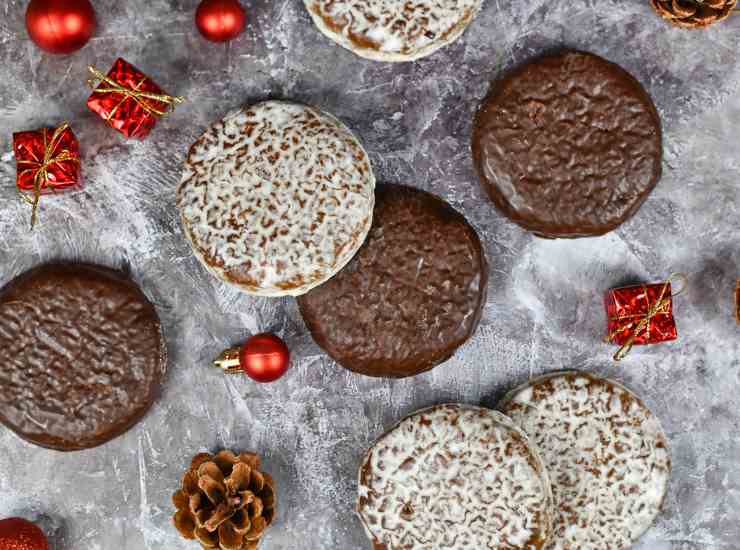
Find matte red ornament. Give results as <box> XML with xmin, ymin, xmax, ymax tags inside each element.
<box><xmin>213</xmin><ymin>333</ymin><xmax>290</xmax><ymax>383</ymax></box>
<box><xmin>0</xmin><ymin>517</ymin><xmax>49</xmax><ymax>550</ymax></box>
<box><xmin>26</xmin><ymin>0</ymin><xmax>96</xmax><ymax>54</ymax></box>
<box><xmin>195</xmin><ymin>0</ymin><xmax>247</xmax><ymax>42</ymax></box>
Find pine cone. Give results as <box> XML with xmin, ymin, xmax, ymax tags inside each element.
<box><xmin>173</xmin><ymin>450</ymin><xmax>277</xmax><ymax>550</ymax></box>
<box><xmin>651</xmin><ymin>0</ymin><xmax>737</xmax><ymax>28</ymax></box>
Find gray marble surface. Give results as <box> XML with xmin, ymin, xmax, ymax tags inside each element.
<box><xmin>1</xmin><ymin>0</ymin><xmax>740</xmax><ymax>548</ymax></box>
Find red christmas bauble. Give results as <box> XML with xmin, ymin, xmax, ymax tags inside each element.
<box><xmin>239</xmin><ymin>333</ymin><xmax>290</xmax><ymax>383</ymax></box>
<box><xmin>195</xmin><ymin>0</ymin><xmax>247</xmax><ymax>42</ymax></box>
<box><xmin>0</xmin><ymin>518</ymin><xmax>48</xmax><ymax>550</ymax></box>
<box><xmin>25</xmin><ymin>0</ymin><xmax>96</xmax><ymax>54</ymax></box>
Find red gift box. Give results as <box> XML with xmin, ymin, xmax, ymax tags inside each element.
<box><xmin>13</xmin><ymin>123</ymin><xmax>81</xmax><ymax>227</ymax></box>
<box><xmin>87</xmin><ymin>58</ymin><xmax>183</xmax><ymax>139</ymax></box>
<box><xmin>604</xmin><ymin>275</ymin><xmax>685</xmax><ymax>360</ymax></box>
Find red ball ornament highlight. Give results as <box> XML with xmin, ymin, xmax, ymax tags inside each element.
<box><xmin>239</xmin><ymin>333</ymin><xmax>290</xmax><ymax>383</ymax></box>
<box><xmin>26</xmin><ymin>0</ymin><xmax>96</xmax><ymax>54</ymax></box>
<box><xmin>195</xmin><ymin>0</ymin><xmax>247</xmax><ymax>42</ymax></box>
<box><xmin>0</xmin><ymin>518</ymin><xmax>49</xmax><ymax>550</ymax></box>
<box><xmin>213</xmin><ymin>333</ymin><xmax>290</xmax><ymax>383</ymax></box>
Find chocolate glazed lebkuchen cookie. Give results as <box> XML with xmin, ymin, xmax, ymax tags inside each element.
<box><xmin>298</xmin><ymin>184</ymin><xmax>488</xmax><ymax>378</ymax></box>
<box><xmin>0</xmin><ymin>263</ymin><xmax>166</xmax><ymax>451</ymax></box>
<box><xmin>472</xmin><ymin>50</ymin><xmax>662</xmax><ymax>238</ymax></box>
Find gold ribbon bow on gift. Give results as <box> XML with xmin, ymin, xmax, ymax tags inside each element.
<box><xmin>605</xmin><ymin>272</ymin><xmax>688</xmax><ymax>362</ymax></box>
<box><xmin>87</xmin><ymin>65</ymin><xmax>184</xmax><ymax>122</ymax></box>
<box><xmin>16</xmin><ymin>123</ymin><xmax>79</xmax><ymax>229</ymax></box>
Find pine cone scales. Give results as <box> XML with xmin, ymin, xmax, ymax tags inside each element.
<box><xmin>651</xmin><ymin>0</ymin><xmax>737</xmax><ymax>28</ymax></box>
<box><xmin>173</xmin><ymin>450</ymin><xmax>276</xmax><ymax>550</ymax></box>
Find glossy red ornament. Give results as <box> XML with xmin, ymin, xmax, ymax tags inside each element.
<box><xmin>87</xmin><ymin>58</ymin><xmax>184</xmax><ymax>139</ymax></box>
<box><xmin>13</xmin><ymin>123</ymin><xmax>81</xmax><ymax>227</ymax></box>
<box><xmin>605</xmin><ymin>281</ymin><xmax>678</xmax><ymax>348</ymax></box>
<box><xmin>604</xmin><ymin>274</ymin><xmax>687</xmax><ymax>361</ymax></box>
<box><xmin>26</xmin><ymin>0</ymin><xmax>96</xmax><ymax>54</ymax></box>
<box><xmin>13</xmin><ymin>124</ymin><xmax>80</xmax><ymax>193</ymax></box>
<box><xmin>239</xmin><ymin>333</ymin><xmax>290</xmax><ymax>383</ymax></box>
<box><xmin>0</xmin><ymin>517</ymin><xmax>48</xmax><ymax>550</ymax></box>
<box><xmin>195</xmin><ymin>0</ymin><xmax>247</xmax><ymax>42</ymax></box>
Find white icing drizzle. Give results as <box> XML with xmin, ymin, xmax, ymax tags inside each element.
<box><xmin>177</xmin><ymin>101</ymin><xmax>375</xmax><ymax>296</ymax></box>
<box><xmin>501</xmin><ymin>373</ymin><xmax>671</xmax><ymax>550</ymax></box>
<box><xmin>357</xmin><ymin>404</ymin><xmax>553</xmax><ymax>550</ymax></box>
<box><xmin>304</xmin><ymin>0</ymin><xmax>483</xmax><ymax>62</ymax></box>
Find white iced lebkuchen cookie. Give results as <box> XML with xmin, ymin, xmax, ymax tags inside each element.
<box><xmin>303</xmin><ymin>0</ymin><xmax>483</xmax><ymax>62</ymax></box>
<box><xmin>177</xmin><ymin>101</ymin><xmax>375</xmax><ymax>296</ymax></box>
<box><xmin>500</xmin><ymin>372</ymin><xmax>671</xmax><ymax>550</ymax></box>
<box><xmin>357</xmin><ymin>404</ymin><xmax>553</xmax><ymax>550</ymax></box>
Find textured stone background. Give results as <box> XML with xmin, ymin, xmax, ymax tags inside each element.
<box><xmin>1</xmin><ymin>0</ymin><xmax>740</xmax><ymax>548</ymax></box>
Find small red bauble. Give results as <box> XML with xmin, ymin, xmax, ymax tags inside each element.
<box><xmin>0</xmin><ymin>518</ymin><xmax>48</xmax><ymax>550</ymax></box>
<box><xmin>26</xmin><ymin>0</ymin><xmax>96</xmax><ymax>54</ymax></box>
<box><xmin>239</xmin><ymin>333</ymin><xmax>290</xmax><ymax>383</ymax></box>
<box><xmin>195</xmin><ymin>0</ymin><xmax>247</xmax><ymax>42</ymax></box>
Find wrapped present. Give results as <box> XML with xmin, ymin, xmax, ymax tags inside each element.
<box><xmin>604</xmin><ymin>273</ymin><xmax>687</xmax><ymax>361</ymax></box>
<box><xmin>87</xmin><ymin>58</ymin><xmax>183</xmax><ymax>139</ymax></box>
<box><xmin>13</xmin><ymin>122</ymin><xmax>81</xmax><ymax>228</ymax></box>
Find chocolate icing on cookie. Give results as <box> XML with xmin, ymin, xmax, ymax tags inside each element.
<box><xmin>0</xmin><ymin>263</ymin><xmax>166</xmax><ymax>451</ymax></box>
<box><xmin>472</xmin><ymin>50</ymin><xmax>662</xmax><ymax>238</ymax></box>
<box><xmin>297</xmin><ymin>184</ymin><xmax>487</xmax><ymax>378</ymax></box>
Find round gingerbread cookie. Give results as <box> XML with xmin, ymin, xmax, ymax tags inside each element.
<box><xmin>303</xmin><ymin>0</ymin><xmax>483</xmax><ymax>62</ymax></box>
<box><xmin>0</xmin><ymin>263</ymin><xmax>166</xmax><ymax>451</ymax></box>
<box><xmin>297</xmin><ymin>184</ymin><xmax>487</xmax><ymax>378</ymax></box>
<box><xmin>177</xmin><ymin>100</ymin><xmax>375</xmax><ymax>297</ymax></box>
<box><xmin>472</xmin><ymin>50</ymin><xmax>662</xmax><ymax>238</ymax></box>
<box><xmin>499</xmin><ymin>372</ymin><xmax>671</xmax><ymax>550</ymax></box>
<box><xmin>357</xmin><ymin>404</ymin><xmax>553</xmax><ymax>550</ymax></box>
